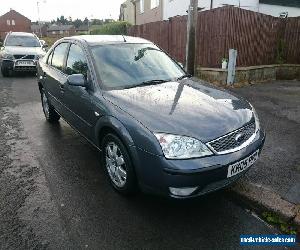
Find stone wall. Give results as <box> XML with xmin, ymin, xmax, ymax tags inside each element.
<box><xmin>196</xmin><ymin>65</ymin><xmax>300</xmax><ymax>86</ymax></box>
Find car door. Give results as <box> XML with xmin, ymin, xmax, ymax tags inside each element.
<box><xmin>62</xmin><ymin>42</ymin><xmax>97</xmax><ymax>139</ymax></box>
<box><xmin>43</xmin><ymin>42</ymin><xmax>69</xmax><ymax>115</ymax></box>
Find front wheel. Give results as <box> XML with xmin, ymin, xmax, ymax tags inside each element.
<box><xmin>101</xmin><ymin>133</ymin><xmax>137</xmax><ymax>195</ymax></box>
<box><xmin>41</xmin><ymin>89</ymin><xmax>60</xmax><ymax>123</ymax></box>
<box><xmin>1</xmin><ymin>66</ymin><xmax>10</xmax><ymax>77</ymax></box>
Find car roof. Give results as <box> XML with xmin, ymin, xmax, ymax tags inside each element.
<box><xmin>7</xmin><ymin>32</ymin><xmax>36</xmax><ymax>37</ymax></box>
<box><xmin>62</xmin><ymin>35</ymin><xmax>152</xmax><ymax>46</ymax></box>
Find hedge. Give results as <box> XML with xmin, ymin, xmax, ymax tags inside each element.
<box><xmin>90</xmin><ymin>21</ymin><xmax>131</xmax><ymax>35</ymax></box>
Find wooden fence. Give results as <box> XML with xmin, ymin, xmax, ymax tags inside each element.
<box><xmin>128</xmin><ymin>6</ymin><xmax>300</xmax><ymax>68</ymax></box>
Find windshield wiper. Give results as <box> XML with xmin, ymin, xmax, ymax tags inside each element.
<box><xmin>137</xmin><ymin>79</ymin><xmax>169</xmax><ymax>87</ymax></box>
<box><xmin>177</xmin><ymin>74</ymin><xmax>192</xmax><ymax>81</ymax></box>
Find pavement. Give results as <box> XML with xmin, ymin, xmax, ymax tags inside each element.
<box><xmin>231</xmin><ymin>81</ymin><xmax>300</xmax><ymax>227</ymax></box>
<box><xmin>0</xmin><ymin>73</ymin><xmax>296</xmax><ymax>249</ymax></box>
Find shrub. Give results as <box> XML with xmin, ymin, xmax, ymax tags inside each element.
<box><xmin>90</xmin><ymin>21</ymin><xmax>131</xmax><ymax>35</ymax></box>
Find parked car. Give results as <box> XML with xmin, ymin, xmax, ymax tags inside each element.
<box><xmin>37</xmin><ymin>35</ymin><xmax>265</xmax><ymax>198</ymax></box>
<box><xmin>0</xmin><ymin>32</ymin><xmax>47</xmax><ymax>77</ymax></box>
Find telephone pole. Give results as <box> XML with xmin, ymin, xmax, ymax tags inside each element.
<box><xmin>185</xmin><ymin>0</ymin><xmax>198</xmax><ymax>75</ymax></box>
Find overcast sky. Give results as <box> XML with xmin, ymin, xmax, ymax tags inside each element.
<box><xmin>0</xmin><ymin>0</ymin><xmax>125</xmax><ymax>22</ymax></box>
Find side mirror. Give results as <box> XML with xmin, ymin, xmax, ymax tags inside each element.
<box><xmin>67</xmin><ymin>74</ymin><xmax>86</xmax><ymax>87</ymax></box>
<box><xmin>42</xmin><ymin>44</ymin><xmax>49</xmax><ymax>51</ymax></box>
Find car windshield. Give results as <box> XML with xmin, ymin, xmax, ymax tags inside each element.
<box><xmin>91</xmin><ymin>43</ymin><xmax>185</xmax><ymax>90</ymax></box>
<box><xmin>5</xmin><ymin>35</ymin><xmax>40</xmax><ymax>47</ymax></box>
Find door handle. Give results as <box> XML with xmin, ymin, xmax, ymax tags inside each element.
<box><xmin>59</xmin><ymin>84</ymin><xmax>64</xmax><ymax>92</ymax></box>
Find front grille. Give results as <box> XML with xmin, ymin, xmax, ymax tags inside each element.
<box><xmin>13</xmin><ymin>54</ymin><xmax>35</xmax><ymax>60</ymax></box>
<box><xmin>207</xmin><ymin>122</ymin><xmax>255</xmax><ymax>154</ymax></box>
<box><xmin>14</xmin><ymin>66</ymin><xmax>36</xmax><ymax>71</ymax></box>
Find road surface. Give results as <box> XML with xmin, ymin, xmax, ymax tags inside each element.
<box><xmin>0</xmin><ymin>73</ymin><xmax>282</xmax><ymax>250</ymax></box>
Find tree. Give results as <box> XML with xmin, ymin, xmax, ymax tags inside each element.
<box><xmin>57</xmin><ymin>15</ymin><xmax>69</xmax><ymax>25</ymax></box>
<box><xmin>83</xmin><ymin>17</ymin><xmax>89</xmax><ymax>26</ymax></box>
<box><xmin>73</xmin><ymin>18</ymin><xmax>83</xmax><ymax>28</ymax></box>
<box><xmin>91</xmin><ymin>19</ymin><xmax>103</xmax><ymax>25</ymax></box>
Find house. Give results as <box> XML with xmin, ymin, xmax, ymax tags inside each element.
<box><xmin>163</xmin><ymin>0</ymin><xmax>299</xmax><ymax>23</ymax></box>
<box><xmin>259</xmin><ymin>0</ymin><xmax>300</xmax><ymax>17</ymax></box>
<box><xmin>31</xmin><ymin>23</ymin><xmax>47</xmax><ymax>37</ymax></box>
<box><xmin>123</xmin><ymin>0</ymin><xmax>300</xmax><ymax>26</ymax></box>
<box><xmin>131</xmin><ymin>0</ymin><xmax>163</xmax><ymax>25</ymax></box>
<box><xmin>119</xmin><ymin>0</ymin><xmax>136</xmax><ymax>24</ymax></box>
<box><xmin>75</xmin><ymin>25</ymin><xmax>89</xmax><ymax>34</ymax></box>
<box><xmin>163</xmin><ymin>0</ymin><xmax>260</xmax><ymax>20</ymax></box>
<box><xmin>0</xmin><ymin>9</ymin><xmax>31</xmax><ymax>40</ymax></box>
<box><xmin>47</xmin><ymin>24</ymin><xmax>75</xmax><ymax>37</ymax></box>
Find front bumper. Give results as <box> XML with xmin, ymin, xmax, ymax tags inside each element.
<box><xmin>131</xmin><ymin>129</ymin><xmax>265</xmax><ymax>198</ymax></box>
<box><xmin>1</xmin><ymin>59</ymin><xmax>37</xmax><ymax>72</ymax></box>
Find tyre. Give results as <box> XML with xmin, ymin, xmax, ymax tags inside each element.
<box><xmin>40</xmin><ymin>88</ymin><xmax>60</xmax><ymax>123</ymax></box>
<box><xmin>101</xmin><ymin>133</ymin><xmax>137</xmax><ymax>195</ymax></box>
<box><xmin>1</xmin><ymin>66</ymin><xmax>9</xmax><ymax>77</ymax></box>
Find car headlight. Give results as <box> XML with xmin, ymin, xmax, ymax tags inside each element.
<box><xmin>154</xmin><ymin>133</ymin><xmax>213</xmax><ymax>159</ymax></box>
<box><xmin>1</xmin><ymin>53</ymin><xmax>14</xmax><ymax>60</ymax></box>
<box><xmin>250</xmin><ymin>104</ymin><xmax>260</xmax><ymax>133</ymax></box>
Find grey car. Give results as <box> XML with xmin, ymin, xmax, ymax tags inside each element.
<box><xmin>37</xmin><ymin>35</ymin><xmax>265</xmax><ymax>198</ymax></box>
<box><xmin>0</xmin><ymin>32</ymin><xmax>46</xmax><ymax>76</ymax></box>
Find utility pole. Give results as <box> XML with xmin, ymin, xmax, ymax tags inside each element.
<box><xmin>37</xmin><ymin>1</ymin><xmax>41</xmax><ymax>37</ymax></box>
<box><xmin>185</xmin><ymin>0</ymin><xmax>198</xmax><ymax>75</ymax></box>
<box><xmin>37</xmin><ymin>0</ymin><xmax>46</xmax><ymax>37</ymax></box>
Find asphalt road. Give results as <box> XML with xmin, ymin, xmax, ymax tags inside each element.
<box><xmin>0</xmin><ymin>74</ymin><xmax>283</xmax><ymax>250</ymax></box>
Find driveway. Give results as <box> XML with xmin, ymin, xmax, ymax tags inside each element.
<box><xmin>0</xmin><ymin>74</ymin><xmax>283</xmax><ymax>249</ymax></box>
<box><xmin>232</xmin><ymin>81</ymin><xmax>300</xmax><ymax>205</ymax></box>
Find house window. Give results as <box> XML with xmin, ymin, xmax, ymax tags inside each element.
<box><xmin>7</xmin><ymin>20</ymin><xmax>10</xmax><ymax>25</ymax></box>
<box><xmin>60</xmin><ymin>30</ymin><xmax>63</xmax><ymax>34</ymax></box>
<box><xmin>12</xmin><ymin>20</ymin><xmax>15</xmax><ymax>25</ymax></box>
<box><xmin>140</xmin><ymin>0</ymin><xmax>144</xmax><ymax>13</ymax></box>
<box><xmin>151</xmin><ymin>0</ymin><xmax>159</xmax><ymax>9</ymax></box>
<box><xmin>52</xmin><ymin>31</ymin><xmax>56</xmax><ymax>34</ymax></box>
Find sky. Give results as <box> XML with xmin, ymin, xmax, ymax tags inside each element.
<box><xmin>0</xmin><ymin>0</ymin><xmax>125</xmax><ymax>22</ymax></box>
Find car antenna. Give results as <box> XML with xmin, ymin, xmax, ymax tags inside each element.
<box><xmin>122</xmin><ymin>35</ymin><xmax>127</xmax><ymax>42</ymax></box>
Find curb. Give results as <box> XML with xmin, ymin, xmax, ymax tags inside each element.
<box><xmin>227</xmin><ymin>180</ymin><xmax>300</xmax><ymax>228</ymax></box>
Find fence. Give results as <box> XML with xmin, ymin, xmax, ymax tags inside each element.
<box><xmin>128</xmin><ymin>6</ymin><xmax>300</xmax><ymax>68</ymax></box>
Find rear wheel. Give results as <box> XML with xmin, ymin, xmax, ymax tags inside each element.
<box><xmin>41</xmin><ymin>88</ymin><xmax>60</xmax><ymax>123</ymax></box>
<box><xmin>101</xmin><ymin>133</ymin><xmax>136</xmax><ymax>195</ymax></box>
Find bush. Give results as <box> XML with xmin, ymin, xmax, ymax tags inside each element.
<box><xmin>42</xmin><ymin>37</ymin><xmax>60</xmax><ymax>47</ymax></box>
<box><xmin>90</xmin><ymin>21</ymin><xmax>131</xmax><ymax>35</ymax></box>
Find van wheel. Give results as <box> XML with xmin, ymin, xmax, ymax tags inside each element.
<box><xmin>41</xmin><ymin>89</ymin><xmax>60</xmax><ymax>123</ymax></box>
<box><xmin>101</xmin><ymin>133</ymin><xmax>136</xmax><ymax>195</ymax></box>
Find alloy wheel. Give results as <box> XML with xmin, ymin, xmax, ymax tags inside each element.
<box><xmin>105</xmin><ymin>142</ymin><xmax>127</xmax><ymax>188</ymax></box>
<box><xmin>42</xmin><ymin>92</ymin><xmax>50</xmax><ymax>118</ymax></box>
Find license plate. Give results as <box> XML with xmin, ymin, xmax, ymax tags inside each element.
<box><xmin>16</xmin><ymin>60</ymin><xmax>35</xmax><ymax>66</ymax></box>
<box><xmin>227</xmin><ymin>150</ymin><xmax>259</xmax><ymax>178</ymax></box>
